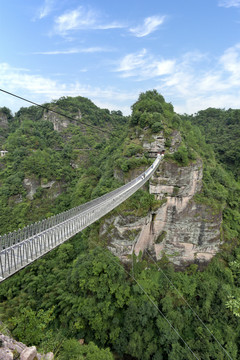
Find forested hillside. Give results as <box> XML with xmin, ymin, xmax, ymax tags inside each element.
<box><xmin>0</xmin><ymin>92</ymin><xmax>240</xmax><ymax>359</ymax></box>
<box><xmin>185</xmin><ymin>108</ymin><xmax>240</xmax><ymax>180</ymax></box>
<box><xmin>0</xmin><ymin>96</ymin><xmax>128</xmax><ymax>233</ymax></box>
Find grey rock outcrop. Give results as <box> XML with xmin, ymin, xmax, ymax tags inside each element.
<box><xmin>20</xmin><ymin>346</ymin><xmax>37</xmax><ymax>360</ymax></box>
<box><xmin>43</xmin><ymin>110</ymin><xmax>71</xmax><ymax>132</ymax></box>
<box><xmin>147</xmin><ymin>159</ymin><xmax>222</xmax><ymax>266</ymax></box>
<box><xmin>100</xmin><ymin>215</ymin><xmax>143</xmax><ymax>262</ymax></box>
<box><xmin>23</xmin><ymin>178</ymin><xmax>61</xmax><ymax>200</ymax></box>
<box><xmin>142</xmin><ymin>132</ymin><xmax>165</xmax><ymax>157</ymax></box>
<box><xmin>23</xmin><ymin>178</ymin><xmax>40</xmax><ymax>200</ymax></box>
<box><xmin>44</xmin><ymin>353</ymin><xmax>54</xmax><ymax>360</ymax></box>
<box><xmin>0</xmin><ymin>348</ymin><xmax>13</xmax><ymax>360</ymax></box>
<box><xmin>0</xmin><ymin>112</ymin><xmax>9</xmax><ymax>129</ymax></box>
<box><xmin>0</xmin><ymin>333</ymin><xmax>54</xmax><ymax>360</ymax></box>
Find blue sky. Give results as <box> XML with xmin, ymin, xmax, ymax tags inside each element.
<box><xmin>1</xmin><ymin>0</ymin><xmax>240</xmax><ymax>115</ymax></box>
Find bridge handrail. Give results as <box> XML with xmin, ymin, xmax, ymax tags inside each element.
<box><xmin>0</xmin><ymin>155</ymin><xmax>161</xmax><ymax>251</ymax></box>
<box><xmin>0</xmin><ymin>155</ymin><xmax>163</xmax><ymax>281</ymax></box>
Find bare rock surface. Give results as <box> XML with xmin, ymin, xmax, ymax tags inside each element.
<box><xmin>0</xmin><ymin>112</ymin><xmax>9</xmax><ymax>129</ymax></box>
<box><xmin>142</xmin><ymin>132</ymin><xmax>165</xmax><ymax>157</ymax></box>
<box><xmin>44</xmin><ymin>353</ymin><xmax>54</xmax><ymax>360</ymax></box>
<box><xmin>23</xmin><ymin>178</ymin><xmax>62</xmax><ymax>200</ymax></box>
<box><xmin>135</xmin><ymin>158</ymin><xmax>221</xmax><ymax>265</ymax></box>
<box><xmin>0</xmin><ymin>333</ymin><xmax>54</xmax><ymax>360</ymax></box>
<box><xmin>43</xmin><ymin>110</ymin><xmax>71</xmax><ymax>132</ymax></box>
<box><xmin>101</xmin><ymin>215</ymin><xmax>143</xmax><ymax>262</ymax></box>
<box><xmin>20</xmin><ymin>346</ymin><xmax>37</xmax><ymax>360</ymax></box>
<box><xmin>23</xmin><ymin>178</ymin><xmax>40</xmax><ymax>200</ymax></box>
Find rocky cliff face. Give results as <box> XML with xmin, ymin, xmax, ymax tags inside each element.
<box><xmin>23</xmin><ymin>178</ymin><xmax>62</xmax><ymax>201</ymax></box>
<box><xmin>104</xmin><ymin>130</ymin><xmax>222</xmax><ymax>267</ymax></box>
<box><xmin>147</xmin><ymin>159</ymin><xmax>222</xmax><ymax>266</ymax></box>
<box><xmin>43</xmin><ymin>110</ymin><xmax>72</xmax><ymax>132</ymax></box>
<box><xmin>42</xmin><ymin>108</ymin><xmax>83</xmax><ymax>132</ymax></box>
<box><xmin>0</xmin><ymin>113</ymin><xmax>9</xmax><ymax>129</ymax></box>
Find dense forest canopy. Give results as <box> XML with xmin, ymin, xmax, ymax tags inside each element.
<box><xmin>186</xmin><ymin>108</ymin><xmax>240</xmax><ymax>180</ymax></box>
<box><xmin>0</xmin><ymin>91</ymin><xmax>240</xmax><ymax>359</ymax></box>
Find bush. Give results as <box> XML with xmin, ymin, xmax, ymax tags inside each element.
<box><xmin>151</xmin><ymin>121</ymin><xmax>163</xmax><ymax>133</ymax></box>
<box><xmin>59</xmin><ymin>340</ymin><xmax>114</xmax><ymax>360</ymax></box>
<box><xmin>124</xmin><ymin>143</ymin><xmax>143</xmax><ymax>157</ymax></box>
<box><xmin>10</xmin><ymin>307</ymin><xmax>55</xmax><ymax>346</ymax></box>
<box><xmin>173</xmin><ymin>145</ymin><xmax>189</xmax><ymax>166</ymax></box>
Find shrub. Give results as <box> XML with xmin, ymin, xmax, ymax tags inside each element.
<box><xmin>151</xmin><ymin>122</ymin><xmax>163</xmax><ymax>133</ymax></box>
<box><xmin>173</xmin><ymin>145</ymin><xmax>189</xmax><ymax>166</ymax></box>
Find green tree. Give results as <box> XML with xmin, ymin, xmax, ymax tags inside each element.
<box><xmin>173</xmin><ymin>145</ymin><xmax>189</xmax><ymax>166</ymax></box>
<box><xmin>59</xmin><ymin>340</ymin><xmax>114</xmax><ymax>360</ymax></box>
<box><xmin>10</xmin><ymin>307</ymin><xmax>55</xmax><ymax>345</ymax></box>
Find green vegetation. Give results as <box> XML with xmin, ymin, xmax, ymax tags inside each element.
<box><xmin>156</xmin><ymin>231</ymin><xmax>167</xmax><ymax>244</ymax></box>
<box><xmin>10</xmin><ymin>306</ymin><xmax>55</xmax><ymax>346</ymax></box>
<box><xmin>187</xmin><ymin>108</ymin><xmax>240</xmax><ymax>180</ymax></box>
<box><xmin>1</xmin><ymin>242</ymin><xmax>240</xmax><ymax>359</ymax></box>
<box><xmin>59</xmin><ymin>340</ymin><xmax>114</xmax><ymax>360</ymax></box>
<box><xmin>0</xmin><ymin>97</ymin><xmax>128</xmax><ymax>233</ymax></box>
<box><xmin>0</xmin><ymin>92</ymin><xmax>240</xmax><ymax>359</ymax></box>
<box><xmin>130</xmin><ymin>89</ymin><xmax>172</xmax><ymax>131</ymax></box>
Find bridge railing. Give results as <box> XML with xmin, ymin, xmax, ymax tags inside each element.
<box><xmin>0</xmin><ymin>155</ymin><xmax>163</xmax><ymax>281</ymax></box>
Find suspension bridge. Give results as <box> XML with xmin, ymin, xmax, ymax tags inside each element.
<box><xmin>0</xmin><ymin>154</ymin><xmax>163</xmax><ymax>282</ymax></box>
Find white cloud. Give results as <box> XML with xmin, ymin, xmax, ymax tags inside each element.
<box><xmin>117</xmin><ymin>49</ymin><xmax>147</xmax><ymax>73</ymax></box>
<box><xmin>197</xmin><ymin>73</ymin><xmax>228</xmax><ymax>92</ymax></box>
<box><xmin>218</xmin><ymin>0</ymin><xmax>240</xmax><ymax>7</ymax></box>
<box><xmin>37</xmin><ymin>0</ymin><xmax>55</xmax><ymax>19</ymax></box>
<box><xmin>2</xmin><ymin>43</ymin><xmax>240</xmax><ymax>117</ymax></box>
<box><xmin>0</xmin><ymin>62</ymin><xmax>134</xmax><ymax>114</ymax></box>
<box><xmin>116</xmin><ymin>49</ymin><xmax>175</xmax><ymax>79</ymax></box>
<box><xmin>130</xmin><ymin>15</ymin><xmax>166</xmax><ymax>37</ymax></box>
<box><xmin>162</xmin><ymin>45</ymin><xmax>240</xmax><ymax>113</ymax></box>
<box><xmin>154</xmin><ymin>60</ymin><xmax>176</xmax><ymax>76</ymax></box>
<box><xmin>55</xmin><ymin>7</ymin><xmax>96</xmax><ymax>33</ymax></box>
<box><xmin>219</xmin><ymin>43</ymin><xmax>240</xmax><ymax>81</ymax></box>
<box><xmin>117</xmin><ymin>44</ymin><xmax>240</xmax><ymax>113</ymax></box>
<box><xmin>0</xmin><ymin>63</ymin><xmax>61</xmax><ymax>94</ymax></box>
<box><xmin>54</xmin><ymin>6</ymin><xmax>124</xmax><ymax>35</ymax></box>
<box><xmin>174</xmin><ymin>93</ymin><xmax>240</xmax><ymax>115</ymax></box>
<box><xmin>95</xmin><ymin>22</ymin><xmax>124</xmax><ymax>30</ymax></box>
<box><xmin>34</xmin><ymin>47</ymin><xmax>112</xmax><ymax>55</ymax></box>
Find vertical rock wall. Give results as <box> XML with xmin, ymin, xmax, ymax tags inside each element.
<box><xmin>0</xmin><ymin>113</ymin><xmax>9</xmax><ymax>129</ymax></box>
<box><xmin>43</xmin><ymin>110</ymin><xmax>72</xmax><ymax>132</ymax></box>
<box><xmin>148</xmin><ymin>159</ymin><xmax>222</xmax><ymax>266</ymax></box>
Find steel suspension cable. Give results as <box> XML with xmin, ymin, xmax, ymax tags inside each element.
<box><xmin>104</xmin><ymin>249</ymin><xmax>200</xmax><ymax>360</ymax></box>
<box><xmin>0</xmin><ymin>88</ymin><xmax>111</xmax><ymax>134</ymax></box>
<box><xmin>103</xmin><ymin>197</ymin><xmax>231</xmax><ymax>359</ymax></box>
<box><xmin>101</xmin><ymin>202</ymin><xmax>200</xmax><ymax>359</ymax></box>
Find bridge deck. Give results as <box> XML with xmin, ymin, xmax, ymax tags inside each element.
<box><xmin>0</xmin><ymin>155</ymin><xmax>163</xmax><ymax>282</ymax></box>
